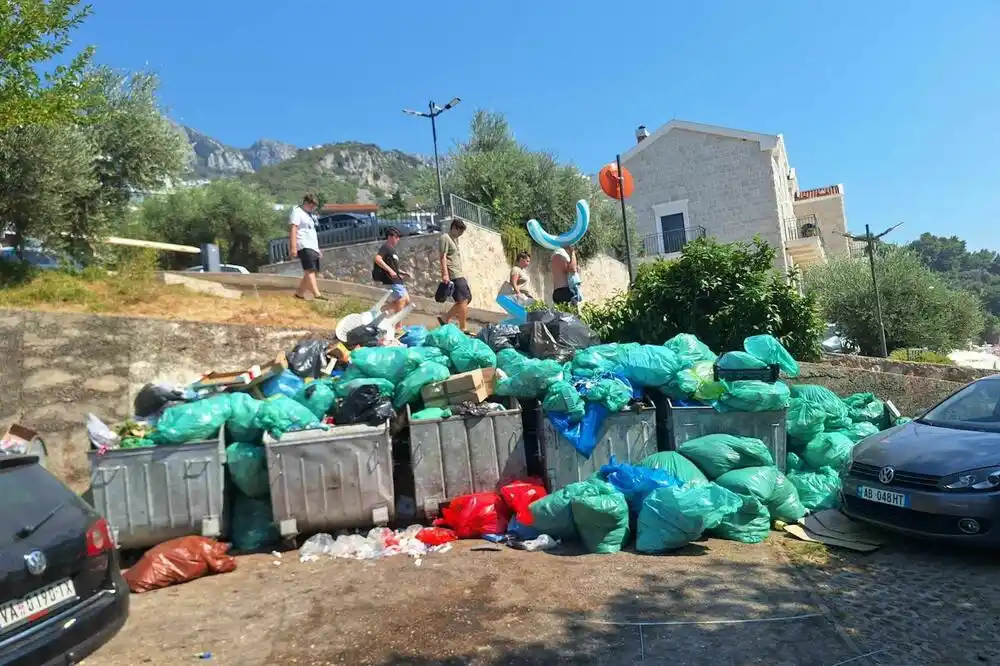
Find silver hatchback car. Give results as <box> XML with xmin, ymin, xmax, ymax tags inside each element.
<box><xmin>843</xmin><ymin>376</ymin><xmax>1000</xmax><ymax>545</ymax></box>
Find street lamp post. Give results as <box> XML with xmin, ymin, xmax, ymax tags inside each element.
<box><xmin>403</xmin><ymin>97</ymin><xmax>461</xmax><ymax>211</ymax></box>
<box><xmin>843</xmin><ymin>222</ymin><xmax>903</xmax><ymax>358</ymax></box>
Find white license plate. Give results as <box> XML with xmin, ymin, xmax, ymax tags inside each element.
<box><xmin>857</xmin><ymin>485</ymin><xmax>909</xmax><ymax>508</ymax></box>
<box><xmin>0</xmin><ymin>579</ymin><xmax>76</xmax><ymax>631</ymax></box>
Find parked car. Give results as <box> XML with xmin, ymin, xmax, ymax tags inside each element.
<box><xmin>184</xmin><ymin>264</ymin><xmax>250</xmax><ymax>274</ymax></box>
<box><xmin>315</xmin><ymin>213</ymin><xmax>426</xmax><ymax>244</ymax></box>
<box><xmin>0</xmin><ymin>454</ymin><xmax>129</xmax><ymax>664</ymax></box>
<box><xmin>821</xmin><ymin>323</ymin><xmax>859</xmax><ymax>355</ymax></box>
<box><xmin>843</xmin><ymin>375</ymin><xmax>1000</xmax><ymax>545</ymax></box>
<box><xmin>0</xmin><ymin>247</ymin><xmax>82</xmax><ymax>271</ymax></box>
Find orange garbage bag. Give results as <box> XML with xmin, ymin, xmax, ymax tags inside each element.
<box><xmin>124</xmin><ymin>536</ymin><xmax>237</xmax><ymax>593</ymax></box>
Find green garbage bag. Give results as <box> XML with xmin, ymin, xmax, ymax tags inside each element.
<box><xmin>714</xmin><ymin>466</ymin><xmax>806</xmax><ymax>522</ymax></box>
<box><xmin>677</xmin><ymin>434</ymin><xmax>775</xmax><ymax>480</ymax></box>
<box><xmin>663</xmin><ymin>334</ymin><xmax>716</xmax><ymax>366</ymax></box>
<box><xmin>895</xmin><ymin>416</ymin><xmax>913</xmax><ymax>426</ymax></box>
<box><xmin>571</xmin><ymin>344</ymin><xmax>623</xmax><ymax>377</ymax></box>
<box><xmin>411</xmin><ymin>407</ymin><xmax>452</xmax><ymax>421</ymax></box>
<box><xmin>639</xmin><ymin>452</ymin><xmax>709</xmax><ymax>487</ymax></box>
<box><xmin>717</xmin><ymin>351</ymin><xmax>767</xmax><ymax>371</ymax></box>
<box><xmin>293</xmin><ymin>380</ymin><xmax>337</xmax><ymax>419</ymax></box>
<box><xmin>803</xmin><ymin>432</ymin><xmax>855</xmax><ymax>472</ymax></box>
<box><xmin>743</xmin><ymin>334</ymin><xmax>800</xmax><ymax>378</ymax></box>
<box><xmin>570</xmin><ymin>479</ymin><xmax>630</xmax><ymax>554</ymax></box>
<box><xmin>585</xmin><ymin>377</ymin><xmax>633</xmax><ymax>412</ymax></box>
<box><xmin>230</xmin><ymin>491</ymin><xmax>279</xmax><ymax>553</ymax></box>
<box><xmin>636</xmin><ymin>483</ymin><xmax>743</xmax><ymax>552</ymax></box>
<box><xmin>789</xmin><ymin>385</ymin><xmax>850</xmax><ymax>429</ymax></box>
<box><xmin>350</xmin><ymin>347</ymin><xmax>423</xmax><ymax>384</ymax></box>
<box><xmin>411</xmin><ymin>346</ymin><xmax>450</xmax><ymax>366</ymax></box>
<box><xmin>253</xmin><ymin>396</ymin><xmax>322</xmax><ymax>440</ymax></box>
<box><xmin>333</xmin><ymin>377</ymin><xmax>395</xmax><ymax>399</ymax></box>
<box><xmin>496</xmin><ymin>348</ymin><xmax>529</xmax><ymax>375</ymax></box>
<box><xmin>151</xmin><ymin>394</ymin><xmax>232</xmax><ymax>446</ymax></box>
<box><xmin>426</xmin><ymin>324</ymin><xmax>471</xmax><ymax>354</ymax></box>
<box><xmin>226</xmin><ymin>442</ymin><xmax>269</xmax><ymax>498</ymax></box>
<box><xmin>830</xmin><ymin>421</ymin><xmax>880</xmax><ymax>443</ymax></box>
<box><xmin>617</xmin><ymin>344</ymin><xmax>684</xmax><ymax>388</ymax></box>
<box><xmin>393</xmin><ymin>361</ymin><xmax>451</xmax><ymax>409</ymax></box>
<box><xmin>788</xmin><ymin>466</ymin><xmax>841</xmax><ymax>512</ymax></box>
<box><xmin>785</xmin><ymin>398</ymin><xmax>828</xmax><ymax>442</ymax></box>
<box><xmin>785</xmin><ymin>451</ymin><xmax>804</xmax><ymax>472</ymax></box>
<box><xmin>842</xmin><ymin>393</ymin><xmax>885</xmax><ymax>424</ymax></box>
<box><xmin>450</xmin><ymin>338</ymin><xmax>497</xmax><ymax>373</ymax></box>
<box><xmin>495</xmin><ymin>358</ymin><xmax>565</xmax><ymax>398</ymax></box>
<box><xmin>666</xmin><ymin>360</ymin><xmax>724</xmax><ymax>401</ymax></box>
<box><xmin>529</xmin><ymin>485</ymin><xmax>579</xmax><ymax>541</ymax></box>
<box><xmin>717</xmin><ymin>381</ymin><xmax>791</xmax><ymax>412</ymax></box>
<box><xmin>710</xmin><ymin>494</ymin><xmax>771</xmax><ymax>544</ymax></box>
<box><xmin>227</xmin><ymin>393</ymin><xmax>264</xmax><ymax>443</ymax></box>
<box><xmin>542</xmin><ymin>381</ymin><xmax>586</xmax><ymax>422</ymax></box>
<box><xmin>120</xmin><ymin>437</ymin><xmax>155</xmax><ymax>449</ymax></box>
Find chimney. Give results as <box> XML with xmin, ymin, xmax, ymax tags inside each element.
<box><xmin>635</xmin><ymin>125</ymin><xmax>650</xmax><ymax>144</ymax></box>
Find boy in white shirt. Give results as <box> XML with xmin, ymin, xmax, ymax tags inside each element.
<box><xmin>288</xmin><ymin>193</ymin><xmax>325</xmax><ymax>300</ymax></box>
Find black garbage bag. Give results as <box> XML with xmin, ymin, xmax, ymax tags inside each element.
<box><xmin>343</xmin><ymin>323</ymin><xmax>380</xmax><ymax>348</ymax></box>
<box><xmin>476</xmin><ymin>323</ymin><xmax>522</xmax><ymax>352</ymax></box>
<box><xmin>134</xmin><ymin>384</ymin><xmax>187</xmax><ymax>419</ymax></box>
<box><xmin>287</xmin><ymin>339</ymin><xmax>330</xmax><ymax>378</ymax></box>
<box><xmin>434</xmin><ymin>281</ymin><xmax>455</xmax><ymax>303</ymax></box>
<box><xmin>334</xmin><ymin>385</ymin><xmax>395</xmax><ymax>426</ymax></box>
<box><xmin>519</xmin><ymin>311</ymin><xmax>600</xmax><ymax>362</ymax></box>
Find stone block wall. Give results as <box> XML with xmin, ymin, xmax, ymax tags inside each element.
<box><xmin>260</xmin><ymin>224</ymin><xmax>630</xmax><ymax>311</ymax></box>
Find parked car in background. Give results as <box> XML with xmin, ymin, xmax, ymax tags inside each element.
<box><xmin>821</xmin><ymin>323</ymin><xmax>859</xmax><ymax>355</ymax></box>
<box><xmin>843</xmin><ymin>375</ymin><xmax>1000</xmax><ymax>545</ymax></box>
<box><xmin>0</xmin><ymin>454</ymin><xmax>129</xmax><ymax>664</ymax></box>
<box><xmin>0</xmin><ymin>246</ymin><xmax>82</xmax><ymax>271</ymax></box>
<box><xmin>315</xmin><ymin>213</ymin><xmax>426</xmax><ymax>245</ymax></box>
<box><xmin>184</xmin><ymin>264</ymin><xmax>250</xmax><ymax>274</ymax></box>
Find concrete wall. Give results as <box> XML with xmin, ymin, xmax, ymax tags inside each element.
<box><xmin>794</xmin><ymin>193</ymin><xmax>849</xmax><ymax>257</ymax></box>
<box><xmin>621</xmin><ymin>128</ymin><xmax>785</xmax><ymax>269</ymax></box>
<box><xmin>0</xmin><ymin>309</ymin><xmax>325</xmax><ymax>492</ymax></box>
<box><xmin>261</xmin><ymin>225</ymin><xmax>630</xmax><ymax>311</ymax></box>
<box><xmin>820</xmin><ymin>354</ymin><xmax>994</xmax><ymax>383</ymax></box>
<box><xmin>794</xmin><ymin>362</ymin><xmax>959</xmax><ymax>417</ymax></box>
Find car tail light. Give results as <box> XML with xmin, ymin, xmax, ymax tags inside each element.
<box><xmin>86</xmin><ymin>518</ymin><xmax>114</xmax><ymax>557</ymax></box>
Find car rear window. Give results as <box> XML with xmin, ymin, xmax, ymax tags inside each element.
<box><xmin>0</xmin><ymin>462</ymin><xmax>77</xmax><ymax>540</ymax></box>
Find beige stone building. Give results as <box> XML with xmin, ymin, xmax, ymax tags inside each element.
<box><xmin>621</xmin><ymin>119</ymin><xmax>850</xmax><ymax>272</ymax></box>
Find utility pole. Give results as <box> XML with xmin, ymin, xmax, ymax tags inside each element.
<box><xmin>843</xmin><ymin>222</ymin><xmax>903</xmax><ymax>358</ymax></box>
<box><xmin>403</xmin><ymin>97</ymin><xmax>461</xmax><ymax>211</ymax></box>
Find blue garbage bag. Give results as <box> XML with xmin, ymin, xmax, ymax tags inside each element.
<box><xmin>600</xmin><ymin>456</ymin><xmax>683</xmax><ymax>513</ymax></box>
<box><xmin>400</xmin><ymin>325</ymin><xmax>428</xmax><ymax>347</ymax></box>
<box><xmin>616</xmin><ymin>344</ymin><xmax>684</xmax><ymax>388</ymax></box>
<box><xmin>546</xmin><ymin>403</ymin><xmax>610</xmax><ymax>459</ymax></box>
<box><xmin>259</xmin><ymin>369</ymin><xmax>305</xmax><ymax>399</ymax></box>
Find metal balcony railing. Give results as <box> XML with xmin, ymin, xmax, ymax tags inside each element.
<box><xmin>643</xmin><ymin>226</ymin><xmax>707</xmax><ymax>256</ymax></box>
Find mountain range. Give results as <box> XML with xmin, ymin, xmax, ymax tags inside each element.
<box><xmin>178</xmin><ymin>125</ymin><xmax>432</xmax><ymax>206</ymax></box>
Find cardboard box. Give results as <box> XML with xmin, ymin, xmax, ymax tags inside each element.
<box><xmin>420</xmin><ymin>368</ymin><xmax>496</xmax><ymax>407</ymax></box>
<box><xmin>1</xmin><ymin>424</ymin><xmax>39</xmax><ymax>456</ymax></box>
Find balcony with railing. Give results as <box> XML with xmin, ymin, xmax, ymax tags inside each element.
<box><xmin>783</xmin><ymin>214</ymin><xmax>827</xmax><ymax>268</ymax></box>
<box><xmin>642</xmin><ymin>226</ymin><xmax>707</xmax><ymax>259</ymax></box>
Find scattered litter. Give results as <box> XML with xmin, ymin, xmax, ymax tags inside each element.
<box><xmin>297</xmin><ymin>526</ymin><xmax>452</xmax><ymax>562</ymax></box>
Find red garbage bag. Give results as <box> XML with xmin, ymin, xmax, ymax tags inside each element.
<box><xmin>416</xmin><ymin>527</ymin><xmax>458</xmax><ymax>546</ymax></box>
<box><xmin>500</xmin><ymin>478</ymin><xmax>548</xmax><ymax>526</ymax></box>
<box><xmin>124</xmin><ymin>536</ymin><xmax>237</xmax><ymax>593</ymax></box>
<box><xmin>433</xmin><ymin>492</ymin><xmax>510</xmax><ymax>539</ymax></box>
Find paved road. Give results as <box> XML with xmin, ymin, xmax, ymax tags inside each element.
<box><xmin>786</xmin><ymin>538</ymin><xmax>1000</xmax><ymax>665</ymax></box>
<box><xmin>84</xmin><ymin>538</ymin><xmax>857</xmax><ymax>666</ymax></box>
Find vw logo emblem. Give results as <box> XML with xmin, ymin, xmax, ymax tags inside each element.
<box><xmin>24</xmin><ymin>550</ymin><xmax>47</xmax><ymax>576</ymax></box>
<box><xmin>878</xmin><ymin>466</ymin><xmax>895</xmax><ymax>485</ymax></box>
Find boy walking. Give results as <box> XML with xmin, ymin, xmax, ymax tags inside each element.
<box><xmin>289</xmin><ymin>193</ymin><xmax>325</xmax><ymax>300</ymax></box>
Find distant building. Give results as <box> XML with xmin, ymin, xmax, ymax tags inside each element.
<box><xmin>621</xmin><ymin>119</ymin><xmax>850</xmax><ymax>272</ymax></box>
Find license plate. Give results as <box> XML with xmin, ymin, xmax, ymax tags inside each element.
<box><xmin>856</xmin><ymin>485</ymin><xmax>909</xmax><ymax>508</ymax></box>
<box><xmin>0</xmin><ymin>579</ymin><xmax>76</xmax><ymax>631</ymax></box>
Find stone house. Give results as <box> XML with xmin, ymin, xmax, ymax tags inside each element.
<box><xmin>620</xmin><ymin>119</ymin><xmax>850</xmax><ymax>272</ymax></box>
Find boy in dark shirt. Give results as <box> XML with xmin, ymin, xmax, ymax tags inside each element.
<box><xmin>372</xmin><ymin>227</ymin><xmax>410</xmax><ymax>314</ymax></box>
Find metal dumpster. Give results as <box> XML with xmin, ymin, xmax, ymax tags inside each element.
<box><xmin>539</xmin><ymin>405</ymin><xmax>657</xmax><ymax>491</ymax></box>
<box><xmin>87</xmin><ymin>428</ymin><xmax>226</xmax><ymax>550</ymax></box>
<box><xmin>666</xmin><ymin>399</ymin><xmax>788</xmax><ymax>471</ymax></box>
<box><xmin>407</xmin><ymin>400</ymin><xmax>527</xmax><ymax>520</ymax></box>
<box><xmin>265</xmin><ymin>423</ymin><xmax>394</xmax><ymax>539</ymax></box>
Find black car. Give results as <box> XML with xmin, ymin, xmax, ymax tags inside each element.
<box><xmin>315</xmin><ymin>213</ymin><xmax>425</xmax><ymax>246</ymax></box>
<box><xmin>0</xmin><ymin>454</ymin><xmax>128</xmax><ymax>665</ymax></box>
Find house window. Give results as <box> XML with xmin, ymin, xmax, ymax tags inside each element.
<box><xmin>649</xmin><ymin>200</ymin><xmax>690</xmax><ymax>255</ymax></box>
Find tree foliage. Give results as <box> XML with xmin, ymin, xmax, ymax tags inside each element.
<box><xmin>434</xmin><ymin>110</ymin><xmax>637</xmax><ymax>262</ymax></box>
<box><xmin>132</xmin><ymin>180</ymin><xmax>285</xmax><ymax>270</ymax></box>
<box><xmin>805</xmin><ymin>247</ymin><xmax>985</xmax><ymax>356</ymax></box>
<box><xmin>583</xmin><ymin>237</ymin><xmax>823</xmax><ymax>359</ymax></box>
<box><xmin>0</xmin><ymin>65</ymin><xmax>187</xmax><ymax>260</ymax></box>
<box><xmin>0</xmin><ymin>0</ymin><xmax>95</xmax><ymax>129</ymax></box>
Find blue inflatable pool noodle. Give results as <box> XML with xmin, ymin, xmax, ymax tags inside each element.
<box><xmin>527</xmin><ymin>199</ymin><xmax>589</xmax><ymax>251</ymax></box>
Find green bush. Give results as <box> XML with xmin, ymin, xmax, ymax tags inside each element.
<box><xmin>888</xmin><ymin>348</ymin><xmax>953</xmax><ymax>365</ymax></box>
<box><xmin>581</xmin><ymin>237</ymin><xmax>823</xmax><ymax>360</ymax></box>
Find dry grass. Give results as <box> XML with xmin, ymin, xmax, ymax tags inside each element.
<box><xmin>0</xmin><ymin>269</ymin><xmax>368</xmax><ymax>330</ymax></box>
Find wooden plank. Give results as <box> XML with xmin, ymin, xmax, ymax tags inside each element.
<box><xmin>105</xmin><ymin>236</ymin><xmax>201</xmax><ymax>253</ymax></box>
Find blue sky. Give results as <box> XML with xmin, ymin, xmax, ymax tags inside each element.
<box><xmin>74</xmin><ymin>1</ymin><xmax>999</xmax><ymax>249</ymax></box>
